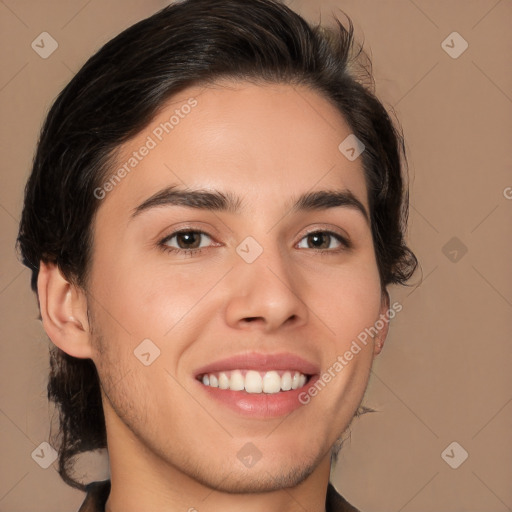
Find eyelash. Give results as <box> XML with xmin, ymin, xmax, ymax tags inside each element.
<box><xmin>158</xmin><ymin>229</ymin><xmax>351</xmax><ymax>257</ymax></box>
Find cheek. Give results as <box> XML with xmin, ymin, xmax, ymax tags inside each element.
<box><xmin>89</xmin><ymin>249</ymin><xmax>221</xmax><ymax>340</ymax></box>
<box><xmin>310</xmin><ymin>256</ymin><xmax>382</xmax><ymax>345</ymax></box>
<box><xmin>300</xmin><ymin>263</ymin><xmax>380</xmax><ymax>422</ymax></box>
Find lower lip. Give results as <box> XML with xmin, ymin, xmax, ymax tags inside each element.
<box><xmin>196</xmin><ymin>375</ymin><xmax>319</xmax><ymax>418</ymax></box>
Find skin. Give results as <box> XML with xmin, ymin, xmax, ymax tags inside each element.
<box><xmin>38</xmin><ymin>81</ymin><xmax>390</xmax><ymax>512</ymax></box>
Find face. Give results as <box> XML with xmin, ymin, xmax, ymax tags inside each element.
<box><xmin>86</xmin><ymin>81</ymin><xmax>387</xmax><ymax>493</ymax></box>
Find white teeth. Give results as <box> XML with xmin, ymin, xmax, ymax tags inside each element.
<box><xmin>200</xmin><ymin>369</ymin><xmax>309</xmax><ymax>393</ymax></box>
<box><xmin>262</xmin><ymin>371</ymin><xmax>281</xmax><ymax>394</ymax></box>
<box><xmin>291</xmin><ymin>372</ymin><xmax>301</xmax><ymax>390</ymax></box>
<box><xmin>245</xmin><ymin>370</ymin><xmax>263</xmax><ymax>393</ymax></box>
<box><xmin>229</xmin><ymin>370</ymin><xmax>245</xmax><ymax>391</ymax></box>
<box><xmin>281</xmin><ymin>371</ymin><xmax>292</xmax><ymax>391</ymax></box>
<box><xmin>218</xmin><ymin>372</ymin><xmax>229</xmax><ymax>389</ymax></box>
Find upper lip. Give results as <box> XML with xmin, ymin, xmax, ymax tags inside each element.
<box><xmin>194</xmin><ymin>352</ymin><xmax>320</xmax><ymax>377</ymax></box>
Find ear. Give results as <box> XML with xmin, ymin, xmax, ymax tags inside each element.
<box><xmin>37</xmin><ymin>261</ymin><xmax>93</xmax><ymax>359</ymax></box>
<box><xmin>373</xmin><ymin>289</ymin><xmax>390</xmax><ymax>356</ymax></box>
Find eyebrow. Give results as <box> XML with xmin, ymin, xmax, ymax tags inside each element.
<box><xmin>130</xmin><ymin>185</ymin><xmax>369</xmax><ymax>224</ymax></box>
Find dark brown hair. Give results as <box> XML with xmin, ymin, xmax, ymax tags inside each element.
<box><xmin>17</xmin><ymin>0</ymin><xmax>418</xmax><ymax>490</ymax></box>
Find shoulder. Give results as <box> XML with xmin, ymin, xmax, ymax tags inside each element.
<box><xmin>326</xmin><ymin>482</ymin><xmax>361</xmax><ymax>512</ymax></box>
<box><xmin>77</xmin><ymin>480</ymin><xmax>111</xmax><ymax>512</ymax></box>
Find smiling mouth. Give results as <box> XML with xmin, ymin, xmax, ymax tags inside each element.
<box><xmin>197</xmin><ymin>369</ymin><xmax>312</xmax><ymax>394</ymax></box>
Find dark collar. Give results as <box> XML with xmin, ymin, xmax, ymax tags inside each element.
<box><xmin>78</xmin><ymin>480</ymin><xmax>360</xmax><ymax>512</ymax></box>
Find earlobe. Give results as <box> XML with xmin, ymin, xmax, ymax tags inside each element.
<box><xmin>373</xmin><ymin>289</ymin><xmax>391</xmax><ymax>356</ymax></box>
<box><xmin>37</xmin><ymin>261</ymin><xmax>93</xmax><ymax>359</ymax></box>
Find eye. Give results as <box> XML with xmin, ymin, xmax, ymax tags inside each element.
<box><xmin>158</xmin><ymin>228</ymin><xmax>349</xmax><ymax>257</ymax></box>
<box><xmin>296</xmin><ymin>231</ymin><xmax>349</xmax><ymax>251</ymax></box>
<box><xmin>160</xmin><ymin>230</ymin><xmax>214</xmax><ymax>254</ymax></box>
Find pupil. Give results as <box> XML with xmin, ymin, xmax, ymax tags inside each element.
<box><xmin>310</xmin><ymin>233</ymin><xmax>328</xmax><ymax>249</ymax></box>
<box><xmin>178</xmin><ymin>232</ymin><xmax>199</xmax><ymax>249</ymax></box>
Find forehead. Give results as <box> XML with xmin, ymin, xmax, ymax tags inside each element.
<box><xmin>95</xmin><ymin>81</ymin><xmax>368</xmax><ymax>220</ymax></box>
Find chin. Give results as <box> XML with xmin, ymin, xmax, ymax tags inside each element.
<box><xmin>184</xmin><ymin>450</ymin><xmax>323</xmax><ymax>494</ymax></box>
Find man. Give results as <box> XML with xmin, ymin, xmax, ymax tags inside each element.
<box><xmin>17</xmin><ymin>1</ymin><xmax>417</xmax><ymax>510</ymax></box>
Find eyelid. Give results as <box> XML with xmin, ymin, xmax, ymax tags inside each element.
<box><xmin>156</xmin><ymin>221</ymin><xmax>222</xmax><ymax>243</ymax></box>
<box><xmin>159</xmin><ymin>228</ymin><xmax>220</xmax><ymax>250</ymax></box>
<box><xmin>297</xmin><ymin>225</ymin><xmax>351</xmax><ymax>248</ymax></box>
<box><xmin>160</xmin><ymin>228</ymin><xmax>211</xmax><ymax>243</ymax></box>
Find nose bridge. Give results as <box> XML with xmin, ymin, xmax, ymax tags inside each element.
<box><xmin>224</xmin><ymin>235</ymin><xmax>308</xmax><ymax>330</ymax></box>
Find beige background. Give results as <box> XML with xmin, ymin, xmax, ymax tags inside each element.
<box><xmin>1</xmin><ymin>1</ymin><xmax>511</xmax><ymax>511</ymax></box>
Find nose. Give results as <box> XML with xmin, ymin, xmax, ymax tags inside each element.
<box><xmin>223</xmin><ymin>244</ymin><xmax>309</xmax><ymax>333</ymax></box>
